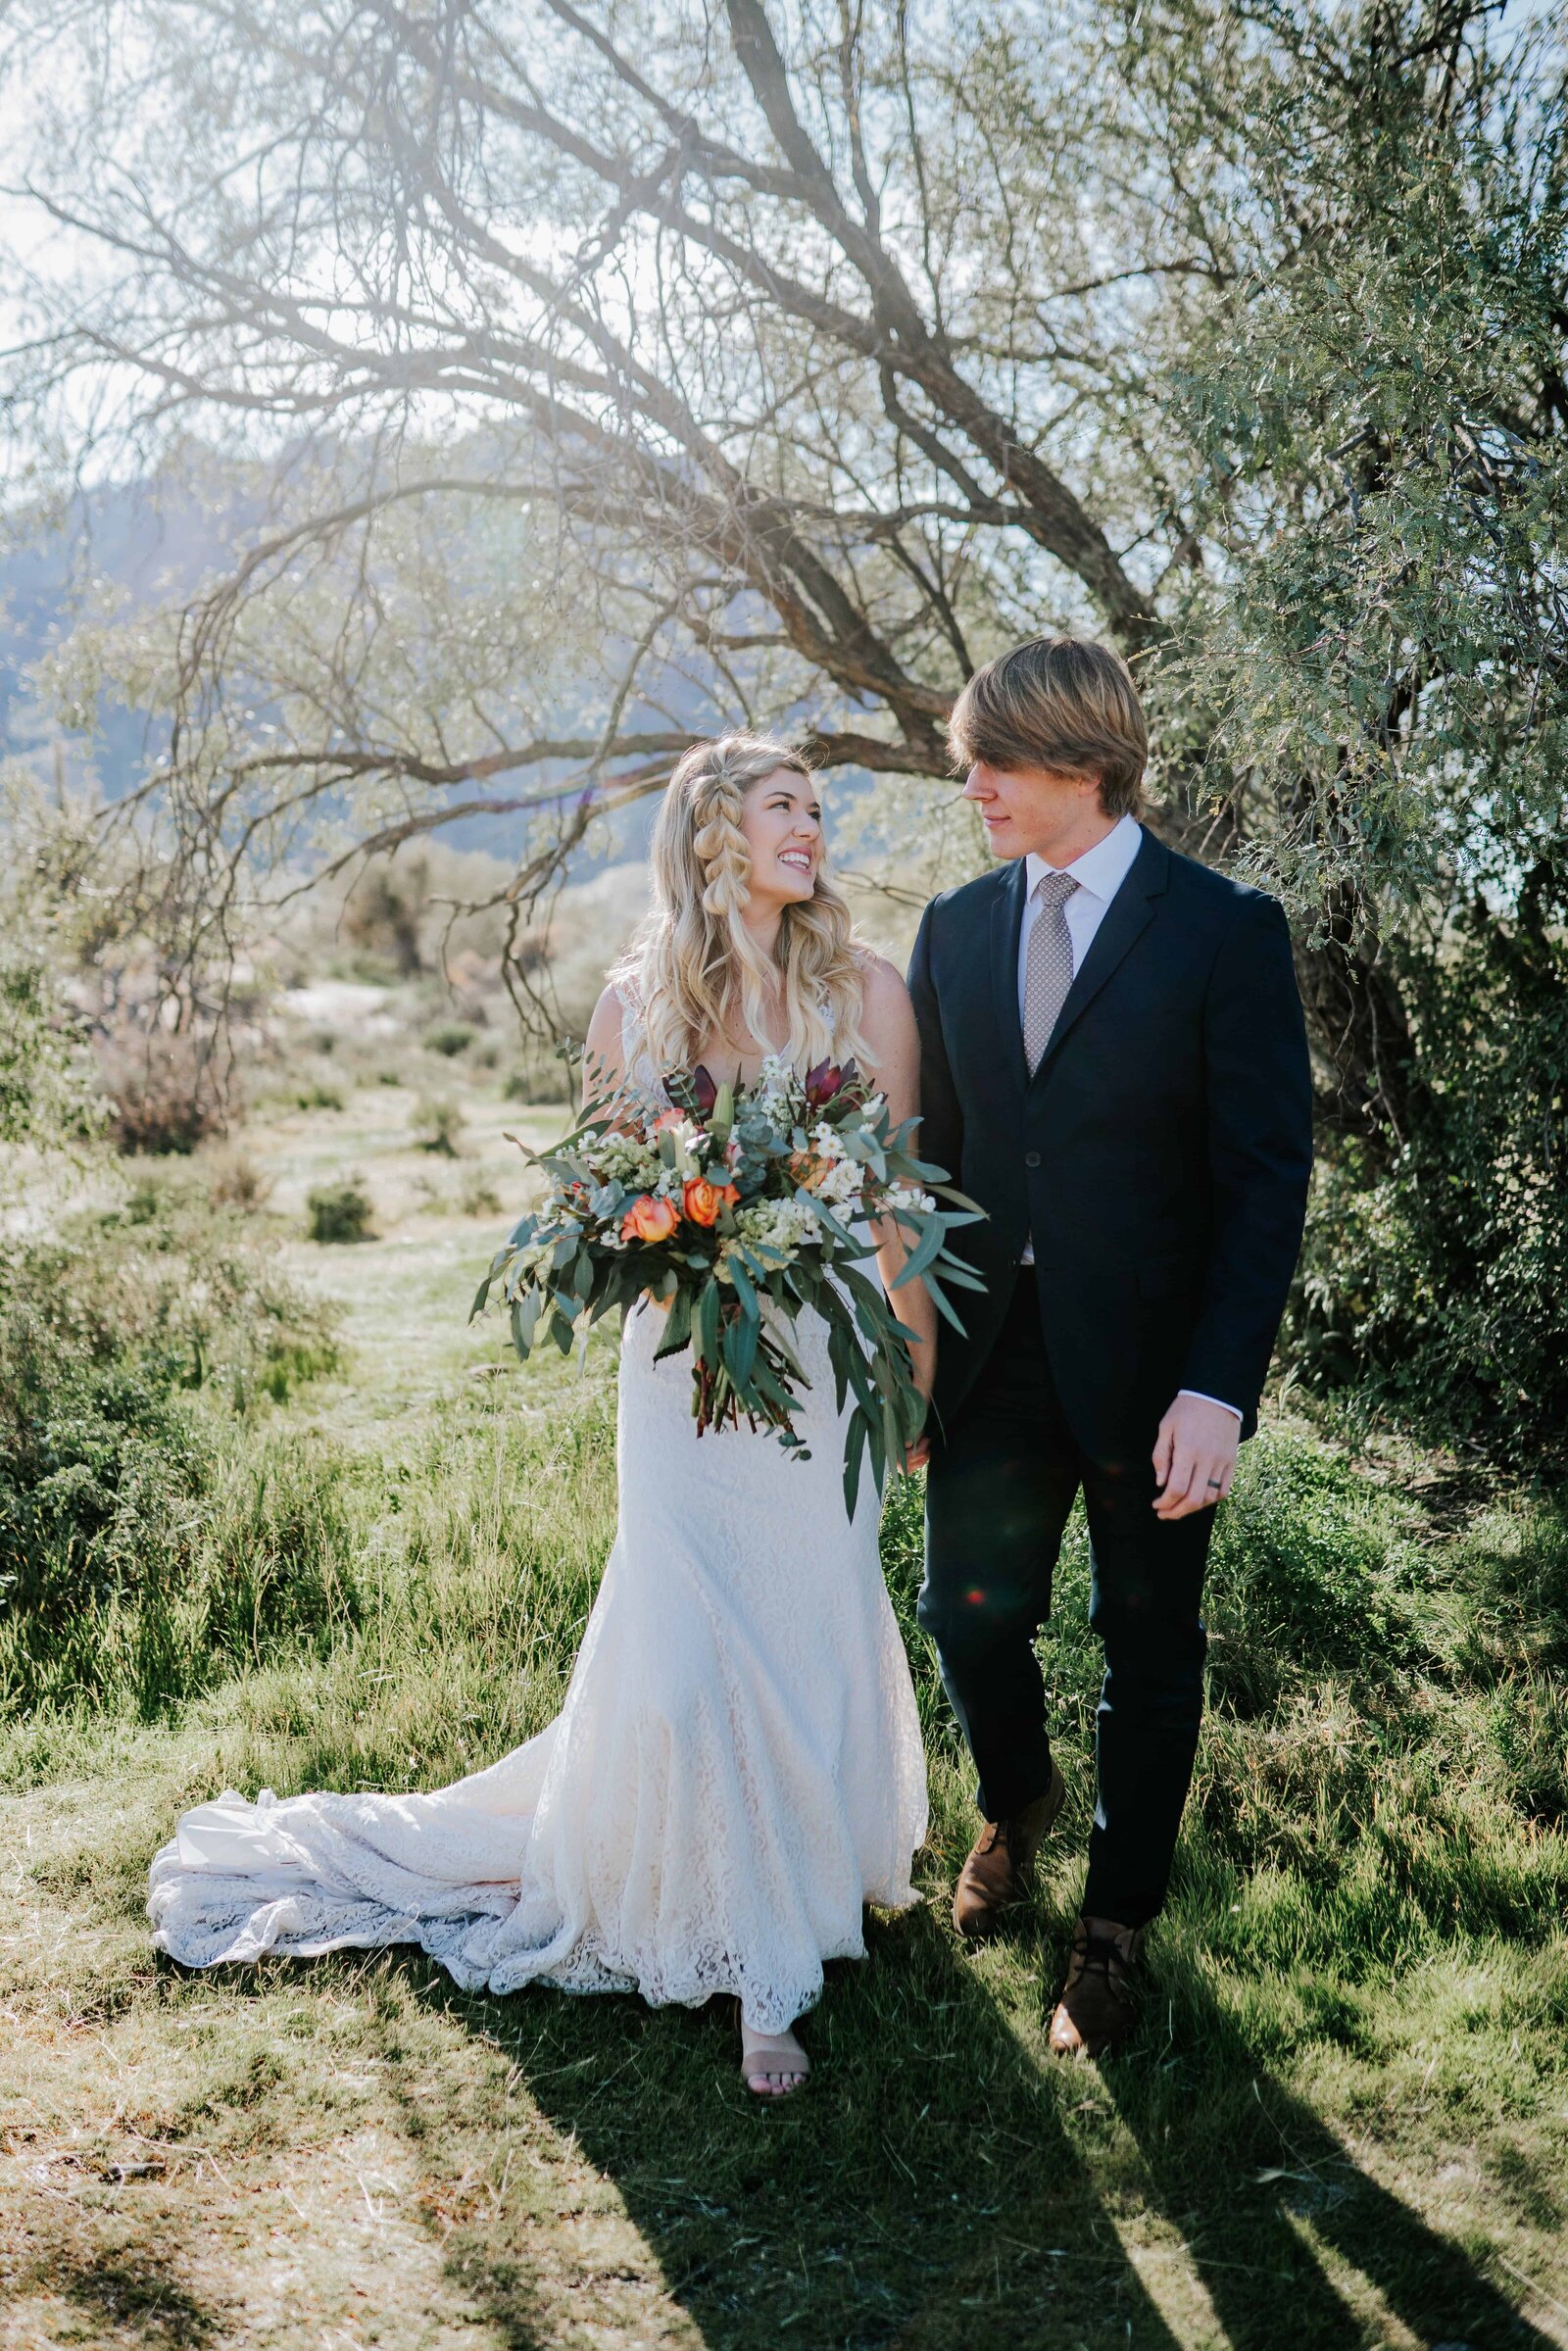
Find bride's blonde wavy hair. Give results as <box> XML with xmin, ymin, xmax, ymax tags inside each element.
<box><xmin>614</xmin><ymin>732</ymin><xmax>873</xmax><ymax>1081</ymax></box>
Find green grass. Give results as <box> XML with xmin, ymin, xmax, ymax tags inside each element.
<box><xmin>3</xmin><ymin>1084</ymin><xmax>1568</xmax><ymax>2349</ymax></box>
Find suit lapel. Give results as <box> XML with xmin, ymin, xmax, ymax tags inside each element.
<box><xmin>988</xmin><ymin>857</ymin><xmax>1030</xmax><ymax>1096</ymax></box>
<box><xmin>1029</xmin><ymin>826</ymin><xmax>1169</xmax><ymax>1085</ymax></box>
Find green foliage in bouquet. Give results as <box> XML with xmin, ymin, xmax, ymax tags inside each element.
<box><xmin>471</xmin><ymin>1053</ymin><xmax>984</xmax><ymax>1515</ymax></box>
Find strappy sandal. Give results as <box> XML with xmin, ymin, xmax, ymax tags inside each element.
<box><xmin>736</xmin><ymin>2007</ymin><xmax>811</xmax><ymax>2099</ymax></box>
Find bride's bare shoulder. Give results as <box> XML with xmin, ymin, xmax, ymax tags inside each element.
<box><xmin>586</xmin><ymin>984</ymin><xmax>630</xmax><ymax>1066</ymax></box>
<box><xmin>854</xmin><ymin>949</ymin><xmax>913</xmax><ymax>1017</ymax></box>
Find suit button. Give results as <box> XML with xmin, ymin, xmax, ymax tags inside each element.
<box><xmin>1024</xmin><ymin>1150</ymin><xmax>1042</xmax><ymax>1168</ymax></box>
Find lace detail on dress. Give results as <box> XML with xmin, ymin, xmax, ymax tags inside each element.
<box><xmin>613</xmin><ymin>963</ymin><xmax>666</xmax><ymax>1104</ymax></box>
<box><xmin>147</xmin><ymin>975</ymin><xmax>928</xmax><ymax>2033</ymax></box>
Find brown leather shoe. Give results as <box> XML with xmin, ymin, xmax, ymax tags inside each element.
<box><xmin>952</xmin><ymin>1761</ymin><xmax>1066</xmax><ymax>1940</ymax></box>
<box><xmin>1048</xmin><ymin>1915</ymin><xmax>1146</xmax><ymax>2058</ymax></box>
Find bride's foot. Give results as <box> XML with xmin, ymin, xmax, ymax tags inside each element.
<box><xmin>739</xmin><ymin>2015</ymin><xmax>810</xmax><ymax>2099</ymax></box>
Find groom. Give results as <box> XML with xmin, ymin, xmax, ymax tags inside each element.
<box><xmin>907</xmin><ymin>635</ymin><xmax>1312</xmax><ymax>2057</ymax></box>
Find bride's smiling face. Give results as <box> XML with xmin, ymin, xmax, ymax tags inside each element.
<box><xmin>738</xmin><ymin>768</ymin><xmax>823</xmax><ymax>908</ymax></box>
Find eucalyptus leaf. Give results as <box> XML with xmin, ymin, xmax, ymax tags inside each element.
<box><xmin>655</xmin><ymin>1286</ymin><xmax>693</xmax><ymax>1360</ymax></box>
<box><xmin>697</xmin><ymin>1277</ymin><xmax>720</xmax><ymax>1367</ymax></box>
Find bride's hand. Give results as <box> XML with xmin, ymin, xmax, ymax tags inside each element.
<box><xmin>901</xmin><ymin>1375</ymin><xmax>935</xmax><ymax>1474</ymax></box>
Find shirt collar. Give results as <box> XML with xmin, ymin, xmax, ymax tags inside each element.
<box><xmin>1025</xmin><ymin>811</ymin><xmax>1143</xmax><ymax>905</ymax></box>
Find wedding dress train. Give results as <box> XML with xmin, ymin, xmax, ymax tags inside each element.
<box><xmin>148</xmin><ymin>989</ymin><xmax>928</xmax><ymax>2032</ymax></box>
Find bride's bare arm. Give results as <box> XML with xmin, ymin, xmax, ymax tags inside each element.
<box><xmin>858</xmin><ymin>955</ymin><xmax>939</xmax><ymax>1458</ymax></box>
<box><xmin>583</xmin><ymin>986</ymin><xmax>630</xmax><ymax>1110</ymax></box>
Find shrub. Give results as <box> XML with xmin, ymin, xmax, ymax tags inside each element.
<box><xmin>306</xmin><ymin>1179</ymin><xmax>374</xmax><ymax>1244</ymax></box>
<box><xmin>411</xmin><ymin>1094</ymin><xmax>465</xmax><ymax>1156</ymax></box>
<box><xmin>295</xmin><ymin>1077</ymin><xmax>346</xmax><ymax>1111</ymax></box>
<box><xmin>204</xmin><ymin>1147</ymin><xmax>271</xmax><ymax>1211</ymax></box>
<box><xmin>1</xmin><ymin>955</ymin><xmax>101</xmax><ymax>1150</ymax></box>
<box><xmin>422</xmin><ymin>1019</ymin><xmax>478</xmax><ymax>1057</ymax></box>
<box><xmin>95</xmin><ymin>1020</ymin><xmax>227</xmax><ymax>1155</ymax></box>
<box><xmin>1287</xmin><ymin>880</ymin><xmax>1568</xmax><ymax>1476</ymax></box>
<box><xmin>502</xmin><ymin>1049</ymin><xmax>575</xmax><ymax>1106</ymax></box>
<box><xmin>457</xmin><ymin>1169</ymin><xmax>504</xmax><ymax>1219</ymax></box>
<box><xmin>0</xmin><ymin>1184</ymin><xmax>339</xmax><ymax>1712</ymax></box>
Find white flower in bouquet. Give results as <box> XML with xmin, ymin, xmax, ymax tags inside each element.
<box><xmin>813</xmin><ymin>1155</ymin><xmax>867</xmax><ymax>1210</ymax></box>
<box><xmin>734</xmin><ymin>1197</ymin><xmax>818</xmax><ymax>1255</ymax></box>
<box><xmin>890</xmin><ymin>1181</ymin><xmax>935</xmax><ymax>1214</ymax></box>
<box><xmin>594</xmin><ymin>1133</ymin><xmax>662</xmax><ymax>1187</ymax></box>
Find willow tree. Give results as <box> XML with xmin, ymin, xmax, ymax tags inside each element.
<box><xmin>1</xmin><ymin>0</ymin><xmax>1563</xmax><ymax>1161</ymax></box>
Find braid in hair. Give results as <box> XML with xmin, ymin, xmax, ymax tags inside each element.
<box><xmin>690</xmin><ymin>762</ymin><xmax>752</xmax><ymax>923</ymax></box>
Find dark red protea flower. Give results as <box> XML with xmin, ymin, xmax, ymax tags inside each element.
<box><xmin>806</xmin><ymin>1056</ymin><xmax>863</xmax><ymax>1108</ymax></box>
<box><xmin>689</xmin><ymin>1062</ymin><xmax>718</xmax><ymax>1114</ymax></box>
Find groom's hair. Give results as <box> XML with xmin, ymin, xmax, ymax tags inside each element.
<box><xmin>947</xmin><ymin>635</ymin><xmax>1148</xmax><ymax>817</ymax></box>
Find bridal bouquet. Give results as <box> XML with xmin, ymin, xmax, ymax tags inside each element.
<box><xmin>470</xmin><ymin>1053</ymin><xmax>983</xmax><ymax>1511</ymax></box>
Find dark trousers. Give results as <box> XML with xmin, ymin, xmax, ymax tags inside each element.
<box><xmin>919</xmin><ymin>1271</ymin><xmax>1215</xmax><ymax>1929</ymax></box>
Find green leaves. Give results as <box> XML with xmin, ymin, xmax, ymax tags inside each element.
<box><xmin>654</xmin><ymin>1287</ymin><xmax>692</xmax><ymax>1361</ymax></box>
<box><xmin>696</xmin><ymin>1276</ymin><xmax>720</xmax><ymax>1370</ymax></box>
<box><xmin>509</xmin><ymin>1288</ymin><xmax>544</xmax><ymax>1357</ymax></box>
<box><xmin>722</xmin><ymin>1301</ymin><xmax>759</xmax><ymax>1390</ymax></box>
<box><xmin>841</xmin><ymin>1410</ymin><xmax>867</xmax><ymax>1521</ymax></box>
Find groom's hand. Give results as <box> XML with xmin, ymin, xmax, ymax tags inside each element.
<box><xmin>1152</xmin><ymin>1395</ymin><xmax>1240</xmax><ymax>1519</ymax></box>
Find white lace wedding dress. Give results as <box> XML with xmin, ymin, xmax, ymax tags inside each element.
<box><xmin>147</xmin><ymin>982</ymin><xmax>928</xmax><ymax>2033</ymax></box>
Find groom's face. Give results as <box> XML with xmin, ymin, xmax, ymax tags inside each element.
<box><xmin>962</xmin><ymin>759</ymin><xmax>1105</xmax><ymax>860</ymax></box>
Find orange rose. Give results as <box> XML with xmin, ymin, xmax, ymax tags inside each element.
<box><xmin>653</xmin><ymin>1108</ymin><xmax>686</xmax><ymax>1134</ymax></box>
<box><xmin>620</xmin><ymin>1193</ymin><xmax>679</xmax><ymax>1244</ymax></box>
<box><xmin>682</xmin><ymin>1176</ymin><xmax>739</xmax><ymax>1228</ymax></box>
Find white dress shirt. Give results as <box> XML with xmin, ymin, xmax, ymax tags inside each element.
<box><xmin>1014</xmin><ymin>812</ymin><xmax>1241</xmax><ymax>1422</ymax></box>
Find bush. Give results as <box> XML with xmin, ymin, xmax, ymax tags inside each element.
<box><xmin>306</xmin><ymin>1179</ymin><xmax>374</xmax><ymax>1244</ymax></box>
<box><xmin>1</xmin><ymin>955</ymin><xmax>101</xmax><ymax>1150</ymax></box>
<box><xmin>204</xmin><ymin>1147</ymin><xmax>271</xmax><ymax>1211</ymax></box>
<box><xmin>1287</xmin><ymin>878</ymin><xmax>1568</xmax><ymax>1475</ymax></box>
<box><xmin>457</xmin><ymin>1169</ymin><xmax>504</xmax><ymax>1219</ymax></box>
<box><xmin>411</xmin><ymin>1094</ymin><xmax>465</xmax><ymax>1155</ymax></box>
<box><xmin>502</xmin><ymin>1048</ymin><xmax>575</xmax><ymax>1106</ymax></box>
<box><xmin>422</xmin><ymin>1018</ymin><xmax>478</xmax><ymax>1057</ymax></box>
<box><xmin>295</xmin><ymin>1077</ymin><xmax>346</xmax><ymax>1111</ymax></box>
<box><xmin>0</xmin><ymin>1183</ymin><xmax>339</xmax><ymax>1712</ymax></box>
<box><xmin>95</xmin><ymin>1020</ymin><xmax>227</xmax><ymax>1155</ymax></box>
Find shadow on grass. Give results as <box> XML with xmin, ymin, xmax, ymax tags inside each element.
<box><xmin>383</xmin><ymin>1889</ymin><xmax>1563</xmax><ymax>2351</ymax></box>
<box><xmin>1102</xmin><ymin>1961</ymin><xmax>1563</xmax><ymax>2351</ymax></box>
<box><xmin>24</xmin><ymin>2239</ymin><xmax>221</xmax><ymax>2348</ymax></box>
<box><xmin>395</xmin><ymin>1894</ymin><xmax>1192</xmax><ymax>2351</ymax></box>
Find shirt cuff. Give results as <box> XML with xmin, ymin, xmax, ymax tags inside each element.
<box><xmin>1178</xmin><ymin>1389</ymin><xmax>1243</xmax><ymax>1421</ymax></box>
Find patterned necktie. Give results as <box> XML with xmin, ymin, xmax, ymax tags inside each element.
<box><xmin>1022</xmin><ymin>870</ymin><xmax>1080</xmax><ymax>1074</ymax></box>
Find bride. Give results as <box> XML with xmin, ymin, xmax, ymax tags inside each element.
<box><xmin>148</xmin><ymin>731</ymin><xmax>935</xmax><ymax>2099</ymax></box>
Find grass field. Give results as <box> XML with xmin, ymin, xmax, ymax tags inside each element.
<box><xmin>4</xmin><ymin>1074</ymin><xmax>1568</xmax><ymax>2351</ymax></box>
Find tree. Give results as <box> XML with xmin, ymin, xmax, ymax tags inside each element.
<box><xmin>0</xmin><ymin>0</ymin><xmax>1563</xmax><ymax>1151</ymax></box>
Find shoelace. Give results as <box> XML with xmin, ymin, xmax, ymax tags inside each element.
<box><xmin>1068</xmin><ymin>1929</ymin><xmax>1135</xmax><ymax>1988</ymax></box>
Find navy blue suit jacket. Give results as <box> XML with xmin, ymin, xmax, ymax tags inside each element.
<box><xmin>906</xmin><ymin>826</ymin><xmax>1314</xmax><ymax>1459</ymax></box>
